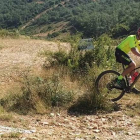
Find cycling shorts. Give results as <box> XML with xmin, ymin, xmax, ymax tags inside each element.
<box><xmin>115</xmin><ymin>48</ymin><xmax>132</xmax><ymax>65</ymax></box>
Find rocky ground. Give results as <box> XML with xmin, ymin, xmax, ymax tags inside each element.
<box><xmin>1</xmin><ymin>101</ymin><xmax>140</xmax><ymax>140</ymax></box>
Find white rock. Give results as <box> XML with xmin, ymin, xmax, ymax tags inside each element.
<box><xmin>93</xmin><ymin>129</ymin><xmax>100</xmax><ymax>133</ymax></box>
<box><xmin>50</xmin><ymin>113</ymin><xmax>55</xmax><ymax>117</ymax></box>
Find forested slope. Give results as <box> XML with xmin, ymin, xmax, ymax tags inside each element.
<box><xmin>0</xmin><ymin>0</ymin><xmax>140</xmax><ymax>38</ymax></box>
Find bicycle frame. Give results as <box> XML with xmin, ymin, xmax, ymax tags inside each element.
<box><xmin>122</xmin><ymin>64</ymin><xmax>140</xmax><ymax>91</ymax></box>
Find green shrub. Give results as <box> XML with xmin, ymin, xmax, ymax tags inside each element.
<box><xmin>50</xmin><ymin>51</ymin><xmax>69</xmax><ymax>66</ymax></box>
<box><xmin>0</xmin><ymin>29</ymin><xmax>20</xmax><ymax>38</ymax></box>
<box><xmin>44</xmin><ymin>34</ymin><xmax>119</xmax><ymax>114</ymax></box>
<box><xmin>47</xmin><ymin>32</ymin><xmax>60</xmax><ymax>38</ymax></box>
<box><xmin>46</xmin><ymin>34</ymin><xmax>116</xmax><ymax>74</ymax></box>
<box><xmin>68</xmin><ymin>85</ymin><xmax>116</xmax><ymax>115</ymax></box>
<box><xmin>1</xmin><ymin>132</ymin><xmax>21</xmax><ymax>139</ymax></box>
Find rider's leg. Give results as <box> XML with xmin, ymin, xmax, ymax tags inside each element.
<box><xmin>114</xmin><ymin>62</ymin><xmax>135</xmax><ymax>88</ymax></box>
<box><xmin>121</xmin><ymin>61</ymin><xmax>136</xmax><ymax>77</ymax></box>
<box><xmin>115</xmin><ymin>48</ymin><xmax>134</xmax><ymax>78</ymax></box>
<box><xmin>114</xmin><ymin>48</ymin><xmax>134</xmax><ymax>88</ymax></box>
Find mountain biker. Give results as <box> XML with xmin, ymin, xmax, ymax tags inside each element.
<box><xmin>115</xmin><ymin>28</ymin><xmax>140</xmax><ymax>92</ymax></box>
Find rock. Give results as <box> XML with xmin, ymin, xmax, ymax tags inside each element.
<box><xmin>50</xmin><ymin>113</ymin><xmax>55</xmax><ymax>117</ymax></box>
<box><xmin>127</xmin><ymin>132</ymin><xmax>133</xmax><ymax>136</ymax></box>
<box><xmin>39</xmin><ymin>129</ymin><xmax>48</xmax><ymax>134</ymax></box>
<box><xmin>93</xmin><ymin>129</ymin><xmax>100</xmax><ymax>133</ymax></box>
<box><xmin>56</xmin><ymin>113</ymin><xmax>61</xmax><ymax>116</ymax></box>
<box><xmin>36</xmin><ymin>119</ymin><xmax>41</xmax><ymax>122</ymax></box>
<box><xmin>42</xmin><ymin>122</ymin><xmax>49</xmax><ymax>125</ymax></box>
<box><xmin>111</xmin><ymin>131</ymin><xmax>116</xmax><ymax>136</ymax></box>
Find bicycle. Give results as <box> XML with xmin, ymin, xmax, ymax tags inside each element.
<box><xmin>95</xmin><ymin>64</ymin><xmax>140</xmax><ymax>101</ymax></box>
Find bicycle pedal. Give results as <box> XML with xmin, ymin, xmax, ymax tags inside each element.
<box><xmin>126</xmin><ymin>90</ymin><xmax>131</xmax><ymax>93</ymax></box>
<box><xmin>124</xmin><ymin>87</ymin><xmax>131</xmax><ymax>93</ymax></box>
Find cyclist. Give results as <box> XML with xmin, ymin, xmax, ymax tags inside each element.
<box><xmin>115</xmin><ymin>28</ymin><xmax>140</xmax><ymax>92</ymax></box>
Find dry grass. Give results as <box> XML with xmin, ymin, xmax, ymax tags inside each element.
<box><xmin>117</xmin><ymin>93</ymin><xmax>140</xmax><ymax>117</ymax></box>
<box><xmin>0</xmin><ymin>36</ymin><xmax>77</xmax><ymax>115</ymax></box>
<box><xmin>0</xmin><ymin>57</ymin><xmax>82</xmax><ymax>114</ymax></box>
<box><xmin>0</xmin><ymin>37</ymin><xmax>71</xmax><ymax>99</ymax></box>
<box><xmin>1</xmin><ymin>132</ymin><xmax>21</xmax><ymax>139</ymax></box>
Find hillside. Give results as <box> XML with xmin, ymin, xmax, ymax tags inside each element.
<box><xmin>0</xmin><ymin>37</ymin><xmax>70</xmax><ymax>97</ymax></box>
<box><xmin>0</xmin><ymin>37</ymin><xmax>140</xmax><ymax>139</ymax></box>
<box><xmin>0</xmin><ymin>0</ymin><xmax>140</xmax><ymax>39</ymax></box>
<box><xmin>1</xmin><ymin>0</ymin><xmax>140</xmax><ymax>138</ymax></box>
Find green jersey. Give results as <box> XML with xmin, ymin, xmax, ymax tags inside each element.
<box><xmin>117</xmin><ymin>35</ymin><xmax>140</xmax><ymax>54</ymax></box>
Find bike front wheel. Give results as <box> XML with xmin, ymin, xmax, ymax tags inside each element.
<box><xmin>95</xmin><ymin>70</ymin><xmax>125</xmax><ymax>101</ymax></box>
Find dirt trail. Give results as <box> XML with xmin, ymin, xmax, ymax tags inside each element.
<box><xmin>1</xmin><ymin>102</ymin><xmax>140</xmax><ymax>140</ymax></box>
<box><xmin>21</xmin><ymin>0</ymin><xmax>70</xmax><ymax>30</ymax></box>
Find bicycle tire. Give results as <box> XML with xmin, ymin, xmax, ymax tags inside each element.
<box><xmin>95</xmin><ymin>70</ymin><xmax>125</xmax><ymax>101</ymax></box>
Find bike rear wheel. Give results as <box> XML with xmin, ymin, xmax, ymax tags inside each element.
<box><xmin>95</xmin><ymin>70</ymin><xmax>125</xmax><ymax>101</ymax></box>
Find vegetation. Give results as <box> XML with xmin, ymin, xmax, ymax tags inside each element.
<box><xmin>46</xmin><ymin>34</ymin><xmax>117</xmax><ymax>72</ymax></box>
<box><xmin>0</xmin><ymin>33</ymin><xmax>120</xmax><ymax>114</ymax></box>
<box><xmin>0</xmin><ymin>0</ymin><xmax>139</xmax><ymax>114</ymax></box>
<box><xmin>0</xmin><ymin>0</ymin><xmax>140</xmax><ymax>38</ymax></box>
<box><xmin>40</xmin><ymin>34</ymin><xmax>119</xmax><ymax>114</ymax></box>
<box><xmin>1</xmin><ymin>132</ymin><xmax>21</xmax><ymax>139</ymax></box>
<box><xmin>0</xmin><ymin>73</ymin><xmax>74</xmax><ymax>114</ymax></box>
<box><xmin>0</xmin><ymin>2</ymin><xmax>140</xmax><ymax>140</ymax></box>
<box><xmin>0</xmin><ymin>29</ymin><xmax>20</xmax><ymax>38</ymax></box>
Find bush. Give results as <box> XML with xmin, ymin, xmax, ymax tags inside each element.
<box><xmin>0</xmin><ymin>29</ymin><xmax>20</xmax><ymax>38</ymax></box>
<box><xmin>50</xmin><ymin>51</ymin><xmax>69</xmax><ymax>66</ymax></box>
<box><xmin>47</xmin><ymin>32</ymin><xmax>60</xmax><ymax>38</ymax></box>
<box><xmin>43</xmin><ymin>34</ymin><xmax>119</xmax><ymax>114</ymax></box>
<box><xmin>0</xmin><ymin>74</ymin><xmax>74</xmax><ymax>114</ymax></box>
<box><xmin>68</xmin><ymin>83</ymin><xmax>116</xmax><ymax>115</ymax></box>
<box><xmin>0</xmin><ymin>34</ymin><xmax>119</xmax><ymax>115</ymax></box>
<box><xmin>46</xmin><ymin>34</ymin><xmax>116</xmax><ymax>75</ymax></box>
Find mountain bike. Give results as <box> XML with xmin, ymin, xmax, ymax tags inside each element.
<box><xmin>95</xmin><ymin>64</ymin><xmax>140</xmax><ymax>101</ymax></box>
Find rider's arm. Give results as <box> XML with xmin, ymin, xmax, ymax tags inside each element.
<box><xmin>131</xmin><ymin>48</ymin><xmax>140</xmax><ymax>57</ymax></box>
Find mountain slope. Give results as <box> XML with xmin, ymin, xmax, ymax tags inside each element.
<box><xmin>21</xmin><ymin>0</ymin><xmax>69</xmax><ymax>30</ymax></box>
<box><xmin>1</xmin><ymin>0</ymin><xmax>140</xmax><ymax>38</ymax></box>
<box><xmin>20</xmin><ymin>0</ymin><xmax>140</xmax><ymax>38</ymax></box>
